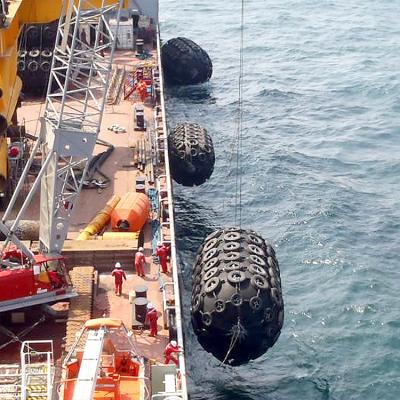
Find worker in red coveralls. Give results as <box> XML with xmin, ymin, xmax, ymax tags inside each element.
<box><xmin>111</xmin><ymin>262</ymin><xmax>127</xmax><ymax>296</ymax></box>
<box><xmin>135</xmin><ymin>247</ymin><xmax>146</xmax><ymax>277</ymax></box>
<box><xmin>156</xmin><ymin>241</ymin><xmax>170</xmax><ymax>274</ymax></box>
<box><xmin>136</xmin><ymin>80</ymin><xmax>148</xmax><ymax>102</ymax></box>
<box><xmin>145</xmin><ymin>302</ymin><xmax>158</xmax><ymax>337</ymax></box>
<box><xmin>164</xmin><ymin>340</ymin><xmax>183</xmax><ymax>366</ymax></box>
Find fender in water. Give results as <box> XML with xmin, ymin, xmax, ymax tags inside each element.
<box><xmin>161</xmin><ymin>37</ymin><xmax>213</xmax><ymax>85</ymax></box>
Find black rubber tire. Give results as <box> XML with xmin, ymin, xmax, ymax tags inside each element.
<box><xmin>28</xmin><ymin>60</ymin><xmax>39</xmax><ymax>72</ymax></box>
<box><xmin>191</xmin><ymin>227</ymin><xmax>284</xmax><ymax>366</ymax></box>
<box><xmin>29</xmin><ymin>48</ymin><xmax>40</xmax><ymax>58</ymax></box>
<box><xmin>161</xmin><ymin>37</ymin><xmax>212</xmax><ymax>85</ymax></box>
<box><xmin>40</xmin><ymin>61</ymin><xmax>51</xmax><ymax>72</ymax></box>
<box><xmin>41</xmin><ymin>49</ymin><xmax>53</xmax><ymax>58</ymax></box>
<box><xmin>17</xmin><ymin>61</ymin><xmax>26</xmax><ymax>72</ymax></box>
<box><xmin>168</xmin><ymin>122</ymin><xmax>215</xmax><ymax>186</ymax></box>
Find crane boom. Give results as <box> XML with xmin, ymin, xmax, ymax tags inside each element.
<box><xmin>0</xmin><ymin>0</ymin><xmax>123</xmax><ymax>258</ymax></box>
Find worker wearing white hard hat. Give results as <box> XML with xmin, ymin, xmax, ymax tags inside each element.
<box><xmin>145</xmin><ymin>302</ymin><xmax>158</xmax><ymax>336</ymax></box>
<box><xmin>164</xmin><ymin>340</ymin><xmax>182</xmax><ymax>366</ymax></box>
<box><xmin>111</xmin><ymin>262</ymin><xmax>126</xmax><ymax>296</ymax></box>
<box><xmin>156</xmin><ymin>241</ymin><xmax>170</xmax><ymax>274</ymax></box>
<box><xmin>135</xmin><ymin>247</ymin><xmax>146</xmax><ymax>277</ymax></box>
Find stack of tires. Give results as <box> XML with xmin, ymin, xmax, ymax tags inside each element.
<box><xmin>191</xmin><ymin>228</ymin><xmax>284</xmax><ymax>365</ymax></box>
<box><xmin>17</xmin><ymin>21</ymin><xmax>58</xmax><ymax>94</ymax></box>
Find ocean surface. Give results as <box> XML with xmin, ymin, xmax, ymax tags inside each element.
<box><xmin>159</xmin><ymin>1</ymin><xmax>400</xmax><ymax>399</ymax></box>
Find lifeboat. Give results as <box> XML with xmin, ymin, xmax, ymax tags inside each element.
<box><xmin>59</xmin><ymin>318</ymin><xmax>145</xmax><ymax>400</ymax></box>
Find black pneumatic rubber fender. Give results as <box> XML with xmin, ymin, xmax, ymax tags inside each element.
<box><xmin>43</xmin><ymin>24</ymin><xmax>57</xmax><ymax>45</ymax></box>
<box><xmin>168</xmin><ymin>122</ymin><xmax>215</xmax><ymax>186</ymax></box>
<box><xmin>25</xmin><ymin>25</ymin><xmax>41</xmax><ymax>47</ymax></box>
<box><xmin>191</xmin><ymin>228</ymin><xmax>284</xmax><ymax>366</ymax></box>
<box><xmin>161</xmin><ymin>37</ymin><xmax>213</xmax><ymax>85</ymax></box>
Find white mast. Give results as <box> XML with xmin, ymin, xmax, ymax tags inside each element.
<box><xmin>0</xmin><ymin>0</ymin><xmax>123</xmax><ymax>259</ymax></box>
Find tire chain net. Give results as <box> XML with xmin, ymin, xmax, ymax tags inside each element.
<box><xmin>191</xmin><ymin>228</ymin><xmax>284</xmax><ymax>365</ymax></box>
<box><xmin>168</xmin><ymin>122</ymin><xmax>215</xmax><ymax>186</ymax></box>
<box><xmin>161</xmin><ymin>37</ymin><xmax>213</xmax><ymax>85</ymax></box>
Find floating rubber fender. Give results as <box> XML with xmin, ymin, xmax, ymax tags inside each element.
<box><xmin>26</xmin><ymin>25</ymin><xmax>40</xmax><ymax>46</ymax></box>
<box><xmin>77</xmin><ymin>194</ymin><xmax>120</xmax><ymax>240</ymax></box>
<box><xmin>28</xmin><ymin>48</ymin><xmax>40</xmax><ymax>58</ymax></box>
<box><xmin>27</xmin><ymin>60</ymin><xmax>39</xmax><ymax>72</ymax></box>
<box><xmin>41</xmin><ymin>49</ymin><xmax>53</xmax><ymax>58</ymax></box>
<box><xmin>43</xmin><ymin>24</ymin><xmax>57</xmax><ymax>45</ymax></box>
<box><xmin>111</xmin><ymin>192</ymin><xmax>150</xmax><ymax>232</ymax></box>
<box><xmin>18</xmin><ymin>50</ymin><xmax>27</xmax><ymax>59</ymax></box>
<box><xmin>101</xmin><ymin>232</ymin><xmax>139</xmax><ymax>240</ymax></box>
<box><xmin>40</xmin><ymin>61</ymin><xmax>51</xmax><ymax>72</ymax></box>
<box><xmin>191</xmin><ymin>228</ymin><xmax>284</xmax><ymax>366</ymax></box>
<box><xmin>161</xmin><ymin>37</ymin><xmax>213</xmax><ymax>85</ymax></box>
<box><xmin>168</xmin><ymin>122</ymin><xmax>215</xmax><ymax>186</ymax></box>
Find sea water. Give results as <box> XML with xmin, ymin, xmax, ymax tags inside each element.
<box><xmin>160</xmin><ymin>0</ymin><xmax>400</xmax><ymax>398</ymax></box>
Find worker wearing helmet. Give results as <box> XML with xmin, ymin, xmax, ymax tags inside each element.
<box><xmin>135</xmin><ymin>247</ymin><xmax>146</xmax><ymax>277</ymax></box>
<box><xmin>136</xmin><ymin>80</ymin><xmax>148</xmax><ymax>102</ymax></box>
<box><xmin>155</xmin><ymin>241</ymin><xmax>170</xmax><ymax>274</ymax></box>
<box><xmin>164</xmin><ymin>340</ymin><xmax>183</xmax><ymax>366</ymax></box>
<box><xmin>111</xmin><ymin>262</ymin><xmax>127</xmax><ymax>296</ymax></box>
<box><xmin>145</xmin><ymin>302</ymin><xmax>158</xmax><ymax>337</ymax></box>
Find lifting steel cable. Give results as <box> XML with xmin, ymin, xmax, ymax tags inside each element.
<box><xmin>220</xmin><ymin>0</ymin><xmax>247</xmax><ymax>365</ymax></box>
<box><xmin>234</xmin><ymin>0</ymin><xmax>245</xmax><ymax>227</ymax></box>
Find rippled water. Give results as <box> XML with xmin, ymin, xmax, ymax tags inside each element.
<box><xmin>160</xmin><ymin>1</ymin><xmax>400</xmax><ymax>399</ymax></box>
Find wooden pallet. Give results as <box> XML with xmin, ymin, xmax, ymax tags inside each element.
<box><xmin>65</xmin><ymin>266</ymin><xmax>95</xmax><ymax>351</ymax></box>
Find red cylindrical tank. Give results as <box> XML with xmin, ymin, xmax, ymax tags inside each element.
<box><xmin>111</xmin><ymin>192</ymin><xmax>150</xmax><ymax>232</ymax></box>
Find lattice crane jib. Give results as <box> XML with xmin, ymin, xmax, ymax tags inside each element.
<box><xmin>0</xmin><ymin>0</ymin><xmax>123</xmax><ymax>259</ymax></box>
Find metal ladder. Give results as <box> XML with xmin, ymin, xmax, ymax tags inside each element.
<box><xmin>72</xmin><ymin>329</ymin><xmax>105</xmax><ymax>400</ymax></box>
<box><xmin>20</xmin><ymin>341</ymin><xmax>54</xmax><ymax>400</ymax></box>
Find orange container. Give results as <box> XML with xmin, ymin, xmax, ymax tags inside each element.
<box><xmin>111</xmin><ymin>192</ymin><xmax>150</xmax><ymax>232</ymax></box>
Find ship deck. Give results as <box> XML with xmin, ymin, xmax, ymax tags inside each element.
<box><xmin>1</xmin><ymin>43</ymin><xmax>185</xmax><ymax>397</ymax></box>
